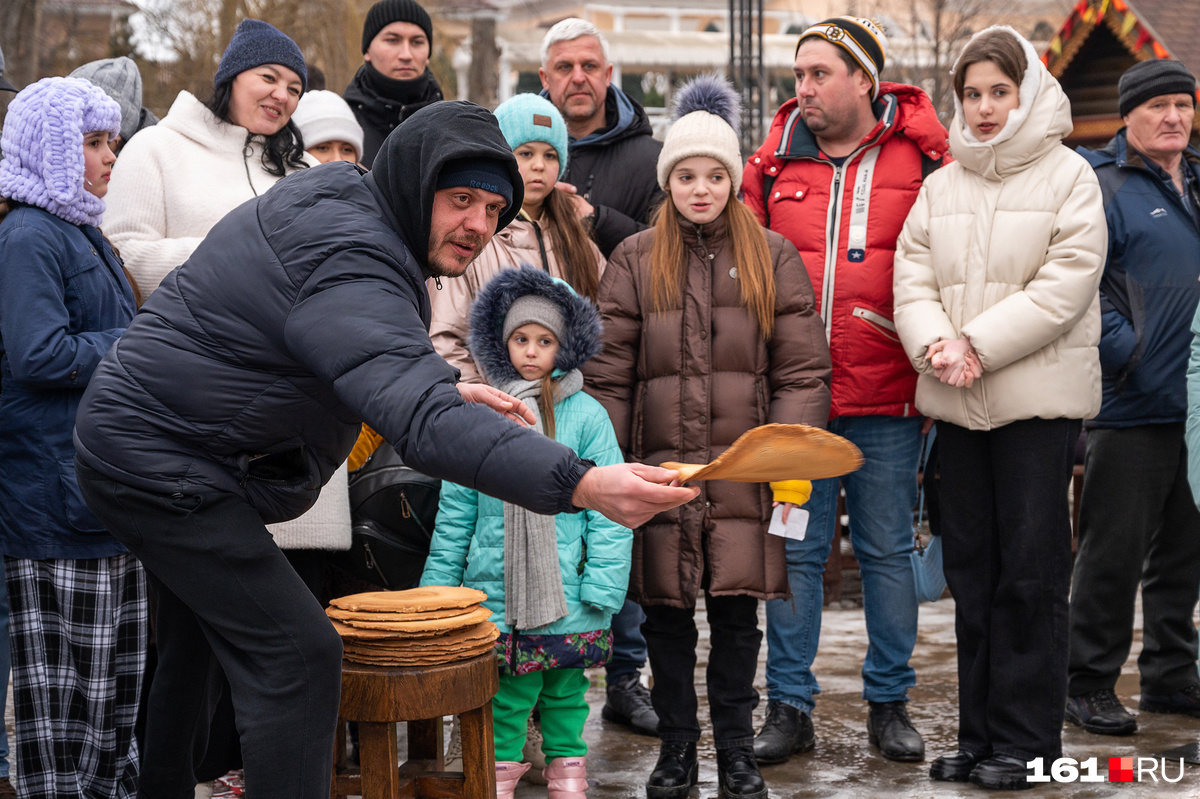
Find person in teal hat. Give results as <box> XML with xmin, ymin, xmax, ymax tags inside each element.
<box><xmin>429</xmin><ymin>93</ymin><xmax>605</xmax><ymax>384</ymax></box>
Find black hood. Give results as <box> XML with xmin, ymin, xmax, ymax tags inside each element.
<box><xmin>368</xmin><ymin>100</ymin><xmax>524</xmax><ymax>269</ymax></box>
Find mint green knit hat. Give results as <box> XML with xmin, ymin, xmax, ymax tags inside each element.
<box><xmin>493</xmin><ymin>94</ymin><xmax>569</xmax><ymax>179</ymax></box>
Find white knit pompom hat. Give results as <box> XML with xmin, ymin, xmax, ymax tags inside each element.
<box><xmin>292</xmin><ymin>90</ymin><xmax>365</xmax><ymax>161</ymax></box>
<box><xmin>656</xmin><ymin>74</ymin><xmax>743</xmax><ymax>193</ymax></box>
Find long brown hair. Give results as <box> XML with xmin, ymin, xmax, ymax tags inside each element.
<box><xmin>538</xmin><ymin>373</ymin><xmax>559</xmax><ymax>440</ymax></box>
<box><xmin>953</xmin><ymin>29</ymin><xmax>1028</xmax><ymax>101</ymax></box>
<box><xmin>648</xmin><ymin>193</ymin><xmax>777</xmax><ymax>339</ymax></box>
<box><xmin>539</xmin><ymin>188</ymin><xmax>601</xmax><ymax>301</ymax></box>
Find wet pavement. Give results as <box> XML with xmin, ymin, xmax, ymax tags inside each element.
<box><xmin>514</xmin><ymin>596</ymin><xmax>1200</xmax><ymax>798</ymax></box>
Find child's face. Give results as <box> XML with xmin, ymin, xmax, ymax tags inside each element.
<box><xmin>514</xmin><ymin>141</ymin><xmax>560</xmax><ymax>209</ymax></box>
<box><xmin>83</xmin><ymin>131</ymin><xmax>117</xmax><ymax>199</ymax></box>
<box><xmin>307</xmin><ymin>140</ymin><xmax>359</xmax><ymax>164</ymax></box>
<box><xmin>668</xmin><ymin>156</ymin><xmax>731</xmax><ymax>226</ymax></box>
<box><xmin>507</xmin><ymin>323</ymin><xmax>559</xmax><ymax>381</ymax></box>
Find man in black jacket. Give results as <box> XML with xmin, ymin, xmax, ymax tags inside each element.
<box><xmin>539</xmin><ymin>18</ymin><xmax>664</xmax><ymax>259</ymax></box>
<box><xmin>538</xmin><ymin>17</ymin><xmax>665</xmax><ymax>735</ymax></box>
<box><xmin>345</xmin><ymin>0</ymin><xmax>444</xmax><ymax>167</ymax></box>
<box><xmin>74</xmin><ymin>102</ymin><xmax>696</xmax><ymax>799</ymax></box>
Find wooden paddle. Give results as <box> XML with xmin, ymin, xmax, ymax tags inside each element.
<box><xmin>661</xmin><ymin>423</ymin><xmax>863</xmax><ymax>483</ymax></box>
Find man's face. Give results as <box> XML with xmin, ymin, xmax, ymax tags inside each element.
<box><xmin>1124</xmin><ymin>92</ymin><xmax>1194</xmax><ymax>164</ymax></box>
<box><xmin>539</xmin><ymin>36</ymin><xmax>612</xmax><ymax>126</ymax></box>
<box><xmin>793</xmin><ymin>38</ymin><xmax>872</xmax><ymax>140</ymax></box>
<box><xmin>427</xmin><ymin>186</ymin><xmax>506</xmax><ymax>277</ymax></box>
<box><xmin>365</xmin><ymin>21</ymin><xmax>431</xmax><ymax>80</ymax></box>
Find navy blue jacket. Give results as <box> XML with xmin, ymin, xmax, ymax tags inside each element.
<box><xmin>75</xmin><ymin>112</ymin><xmax>590</xmax><ymax>524</ymax></box>
<box><xmin>1078</xmin><ymin>131</ymin><xmax>1200</xmax><ymax>427</ymax></box>
<box><xmin>0</xmin><ymin>206</ymin><xmax>135</xmax><ymax>559</ymax></box>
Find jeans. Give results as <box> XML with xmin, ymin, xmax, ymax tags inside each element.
<box><xmin>938</xmin><ymin>418</ymin><xmax>1078</xmax><ymax>760</ymax></box>
<box><xmin>1068</xmin><ymin>423</ymin><xmax>1200</xmax><ymax>696</ymax></box>
<box><xmin>764</xmin><ymin>415</ymin><xmax>922</xmax><ymax>713</ymax></box>
<box><xmin>644</xmin><ymin>594</ymin><xmax>761</xmax><ymax>748</ymax></box>
<box><xmin>606</xmin><ymin>599</ymin><xmax>648</xmax><ymax>679</ymax></box>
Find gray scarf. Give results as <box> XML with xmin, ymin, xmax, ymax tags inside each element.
<box><xmin>497</xmin><ymin>369</ymin><xmax>584</xmax><ymax>630</ymax></box>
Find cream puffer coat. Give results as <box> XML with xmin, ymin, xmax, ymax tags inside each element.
<box><xmin>893</xmin><ymin>27</ymin><xmax>1106</xmax><ymax>431</ymax></box>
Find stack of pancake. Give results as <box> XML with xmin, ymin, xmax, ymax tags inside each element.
<box><xmin>326</xmin><ymin>586</ymin><xmax>500</xmax><ymax>667</ymax></box>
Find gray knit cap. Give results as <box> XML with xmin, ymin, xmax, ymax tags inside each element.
<box><xmin>70</xmin><ymin>57</ymin><xmax>142</xmax><ymax>142</ymax></box>
<box><xmin>503</xmin><ymin>294</ymin><xmax>565</xmax><ymax>343</ymax></box>
<box><xmin>1118</xmin><ymin>58</ymin><xmax>1196</xmax><ymax>117</ymax></box>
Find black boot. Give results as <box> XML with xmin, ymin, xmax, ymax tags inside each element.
<box><xmin>752</xmin><ymin>700</ymin><xmax>814</xmax><ymax>765</ymax></box>
<box><xmin>716</xmin><ymin>746</ymin><xmax>767</xmax><ymax>799</ymax></box>
<box><xmin>867</xmin><ymin>700</ymin><xmax>925</xmax><ymax>762</ymax></box>
<box><xmin>646</xmin><ymin>741</ymin><xmax>698</xmax><ymax>799</ymax></box>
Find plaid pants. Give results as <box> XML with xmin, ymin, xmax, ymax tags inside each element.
<box><xmin>6</xmin><ymin>554</ymin><xmax>147</xmax><ymax>799</ymax></box>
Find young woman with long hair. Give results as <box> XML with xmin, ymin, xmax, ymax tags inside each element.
<box><xmin>583</xmin><ymin>75</ymin><xmax>831</xmax><ymax>799</ymax></box>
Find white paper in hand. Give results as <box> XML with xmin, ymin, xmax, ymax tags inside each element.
<box><xmin>767</xmin><ymin>505</ymin><xmax>809</xmax><ymax>541</ymax></box>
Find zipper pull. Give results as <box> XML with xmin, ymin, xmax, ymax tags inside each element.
<box><xmin>433</xmin><ymin>276</ymin><xmax>443</xmax><ymax>290</ymax></box>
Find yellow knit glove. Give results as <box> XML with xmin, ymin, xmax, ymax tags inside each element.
<box><xmin>770</xmin><ymin>480</ymin><xmax>812</xmax><ymax>506</ymax></box>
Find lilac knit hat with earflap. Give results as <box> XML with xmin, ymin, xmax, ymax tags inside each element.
<box><xmin>0</xmin><ymin>77</ymin><xmax>121</xmax><ymax>227</ymax></box>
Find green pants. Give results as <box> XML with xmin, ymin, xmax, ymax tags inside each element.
<box><xmin>492</xmin><ymin>669</ymin><xmax>590</xmax><ymax>762</ymax></box>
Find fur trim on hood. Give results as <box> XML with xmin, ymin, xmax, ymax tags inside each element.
<box><xmin>468</xmin><ymin>266</ymin><xmax>603</xmax><ymax>386</ymax></box>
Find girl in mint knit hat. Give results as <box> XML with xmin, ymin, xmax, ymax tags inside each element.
<box><xmin>429</xmin><ymin>93</ymin><xmax>605</xmax><ymax>384</ymax></box>
<box><xmin>0</xmin><ymin>76</ymin><xmax>145</xmax><ymax>799</ymax></box>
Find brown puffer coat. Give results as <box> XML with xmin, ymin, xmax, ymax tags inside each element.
<box><xmin>583</xmin><ymin>215</ymin><xmax>831</xmax><ymax>608</ymax></box>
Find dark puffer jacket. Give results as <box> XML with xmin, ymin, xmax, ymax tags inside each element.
<box><xmin>559</xmin><ymin>86</ymin><xmax>664</xmax><ymax>258</ymax></box>
<box><xmin>1079</xmin><ymin>131</ymin><xmax>1200</xmax><ymax>428</ymax></box>
<box><xmin>344</xmin><ymin>64</ymin><xmax>444</xmax><ymax>168</ymax></box>
<box><xmin>583</xmin><ymin>216</ymin><xmax>832</xmax><ymax>608</ymax></box>
<box><xmin>75</xmin><ymin>102</ymin><xmax>591</xmax><ymax>524</ymax></box>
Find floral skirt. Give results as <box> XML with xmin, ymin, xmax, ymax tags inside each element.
<box><xmin>495</xmin><ymin>629</ymin><xmax>613</xmax><ymax>676</ymax></box>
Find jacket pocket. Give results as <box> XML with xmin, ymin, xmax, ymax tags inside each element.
<box><xmin>58</xmin><ymin>457</ymin><xmax>107</xmax><ymax>534</ymax></box>
<box><xmin>852</xmin><ymin>306</ymin><xmax>900</xmax><ymax>343</ymax></box>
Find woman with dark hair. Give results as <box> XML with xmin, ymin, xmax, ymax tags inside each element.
<box><xmin>894</xmin><ymin>25</ymin><xmax>1106</xmax><ymax>790</ymax></box>
<box><xmin>104</xmin><ymin>18</ymin><xmax>312</xmax><ymax>295</ymax></box>
<box><xmin>0</xmin><ymin>76</ymin><xmax>144</xmax><ymax>799</ymax></box>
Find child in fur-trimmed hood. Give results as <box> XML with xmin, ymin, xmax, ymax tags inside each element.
<box><xmin>420</xmin><ymin>266</ymin><xmax>630</xmax><ymax>798</ymax></box>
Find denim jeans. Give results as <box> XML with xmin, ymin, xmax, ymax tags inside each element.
<box><xmin>606</xmin><ymin>599</ymin><xmax>648</xmax><ymax>679</ymax></box>
<box><xmin>764</xmin><ymin>415</ymin><xmax>922</xmax><ymax>712</ymax></box>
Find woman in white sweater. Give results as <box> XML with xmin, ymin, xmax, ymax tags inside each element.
<box><xmin>893</xmin><ymin>26</ymin><xmax>1106</xmax><ymax>791</ymax></box>
<box><xmin>103</xmin><ymin>19</ymin><xmax>350</xmax><ymax>797</ymax></box>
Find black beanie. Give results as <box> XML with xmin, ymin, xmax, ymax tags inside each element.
<box><xmin>362</xmin><ymin>0</ymin><xmax>433</xmax><ymax>53</ymax></box>
<box><xmin>214</xmin><ymin>19</ymin><xmax>307</xmax><ymax>93</ymax></box>
<box><xmin>436</xmin><ymin>157</ymin><xmax>514</xmax><ymax>209</ymax></box>
<box><xmin>1118</xmin><ymin>58</ymin><xmax>1196</xmax><ymax>117</ymax></box>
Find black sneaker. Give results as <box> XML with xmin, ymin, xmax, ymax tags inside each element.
<box><xmin>1140</xmin><ymin>682</ymin><xmax>1200</xmax><ymax>718</ymax></box>
<box><xmin>602</xmin><ymin>672</ymin><xmax>660</xmax><ymax>736</ymax></box>
<box><xmin>752</xmin><ymin>700</ymin><xmax>814</xmax><ymax>765</ymax></box>
<box><xmin>867</xmin><ymin>700</ymin><xmax>925</xmax><ymax>762</ymax></box>
<box><xmin>1065</xmin><ymin>689</ymin><xmax>1137</xmax><ymax>735</ymax></box>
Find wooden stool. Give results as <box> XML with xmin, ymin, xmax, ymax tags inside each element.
<box><xmin>330</xmin><ymin>652</ymin><xmax>498</xmax><ymax>799</ymax></box>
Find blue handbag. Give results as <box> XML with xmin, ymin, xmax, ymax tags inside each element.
<box><xmin>911</xmin><ymin>428</ymin><xmax>947</xmax><ymax>603</ymax></box>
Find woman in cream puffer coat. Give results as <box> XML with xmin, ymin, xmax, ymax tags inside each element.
<box><xmin>893</xmin><ymin>26</ymin><xmax>1106</xmax><ymax>790</ymax></box>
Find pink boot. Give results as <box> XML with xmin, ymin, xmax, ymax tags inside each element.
<box><xmin>495</xmin><ymin>761</ymin><xmax>531</xmax><ymax>799</ymax></box>
<box><xmin>543</xmin><ymin>756</ymin><xmax>588</xmax><ymax>798</ymax></box>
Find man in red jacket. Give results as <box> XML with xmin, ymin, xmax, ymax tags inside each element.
<box><xmin>742</xmin><ymin>17</ymin><xmax>948</xmax><ymax>766</ymax></box>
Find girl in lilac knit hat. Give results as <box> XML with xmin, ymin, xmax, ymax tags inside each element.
<box><xmin>0</xmin><ymin>77</ymin><xmax>145</xmax><ymax>798</ymax></box>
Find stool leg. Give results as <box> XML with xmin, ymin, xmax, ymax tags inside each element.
<box><xmin>408</xmin><ymin>717</ymin><xmax>444</xmax><ymax>770</ymax></box>
<box><xmin>459</xmin><ymin>703</ymin><xmax>497</xmax><ymax>798</ymax></box>
<box><xmin>358</xmin><ymin>721</ymin><xmax>400</xmax><ymax>799</ymax></box>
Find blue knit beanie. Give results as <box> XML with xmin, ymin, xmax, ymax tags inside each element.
<box><xmin>213</xmin><ymin>19</ymin><xmax>308</xmax><ymax>94</ymax></box>
<box><xmin>0</xmin><ymin>77</ymin><xmax>121</xmax><ymax>227</ymax></box>
<box><xmin>493</xmin><ymin>94</ymin><xmax>569</xmax><ymax>179</ymax></box>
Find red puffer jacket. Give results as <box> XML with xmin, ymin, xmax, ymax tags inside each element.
<box><xmin>742</xmin><ymin>82</ymin><xmax>948</xmax><ymax>419</ymax></box>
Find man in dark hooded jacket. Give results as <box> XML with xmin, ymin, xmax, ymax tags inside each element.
<box><xmin>345</xmin><ymin>0</ymin><xmax>444</xmax><ymax>167</ymax></box>
<box><xmin>539</xmin><ymin>18</ymin><xmax>663</xmax><ymax>258</ymax></box>
<box><xmin>73</xmin><ymin>101</ymin><xmax>695</xmax><ymax>799</ymax></box>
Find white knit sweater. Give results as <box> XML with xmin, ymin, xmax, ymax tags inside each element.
<box><xmin>105</xmin><ymin>90</ymin><xmax>350</xmax><ymax>551</ymax></box>
<box><xmin>105</xmin><ymin>91</ymin><xmax>308</xmax><ymax>293</ymax></box>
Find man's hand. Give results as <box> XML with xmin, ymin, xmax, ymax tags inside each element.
<box><xmin>554</xmin><ymin>181</ymin><xmax>595</xmax><ymax>220</ymax></box>
<box><xmin>456</xmin><ymin>382</ymin><xmax>536</xmax><ymax>426</ymax></box>
<box><xmin>572</xmin><ymin>463</ymin><xmax>700</xmax><ymax>528</ymax></box>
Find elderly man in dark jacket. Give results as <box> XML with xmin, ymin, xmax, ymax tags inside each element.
<box><xmin>73</xmin><ymin>101</ymin><xmax>695</xmax><ymax>799</ymax></box>
<box><xmin>1066</xmin><ymin>59</ymin><xmax>1200</xmax><ymax>738</ymax></box>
